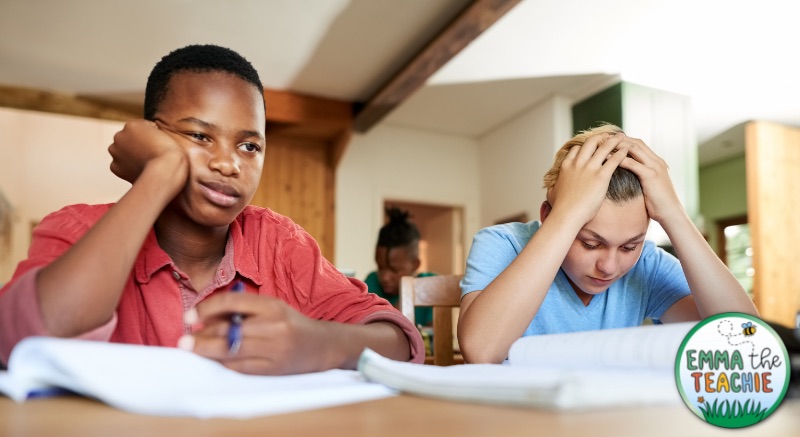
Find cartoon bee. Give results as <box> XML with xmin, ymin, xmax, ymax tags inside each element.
<box><xmin>742</xmin><ymin>322</ymin><xmax>757</xmax><ymax>336</ymax></box>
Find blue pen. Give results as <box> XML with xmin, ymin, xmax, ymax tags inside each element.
<box><xmin>227</xmin><ymin>280</ymin><xmax>245</xmax><ymax>357</ymax></box>
<box><xmin>26</xmin><ymin>386</ymin><xmax>73</xmax><ymax>400</ymax></box>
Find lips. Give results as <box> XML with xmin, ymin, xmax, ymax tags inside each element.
<box><xmin>198</xmin><ymin>181</ymin><xmax>240</xmax><ymax>207</ymax></box>
<box><xmin>588</xmin><ymin>276</ymin><xmax>614</xmax><ymax>287</ymax></box>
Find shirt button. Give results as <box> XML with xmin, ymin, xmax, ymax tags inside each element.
<box><xmin>172</xmin><ymin>271</ymin><xmax>181</xmax><ymax>280</ymax></box>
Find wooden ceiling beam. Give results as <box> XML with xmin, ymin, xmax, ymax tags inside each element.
<box><xmin>353</xmin><ymin>0</ymin><xmax>522</xmax><ymax>133</ymax></box>
<box><xmin>0</xmin><ymin>85</ymin><xmax>353</xmax><ymax>129</ymax></box>
<box><xmin>263</xmin><ymin>88</ymin><xmax>353</xmax><ymax>148</ymax></box>
<box><xmin>0</xmin><ymin>84</ymin><xmax>140</xmax><ymax>121</ymax></box>
<box><xmin>264</xmin><ymin>89</ymin><xmax>351</xmax><ymax>127</ymax></box>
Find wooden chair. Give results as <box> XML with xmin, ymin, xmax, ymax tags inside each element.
<box><xmin>399</xmin><ymin>274</ymin><xmax>463</xmax><ymax>366</ymax></box>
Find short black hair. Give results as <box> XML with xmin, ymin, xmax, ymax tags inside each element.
<box><xmin>143</xmin><ymin>44</ymin><xmax>264</xmax><ymax>120</ymax></box>
<box><xmin>378</xmin><ymin>207</ymin><xmax>420</xmax><ymax>253</ymax></box>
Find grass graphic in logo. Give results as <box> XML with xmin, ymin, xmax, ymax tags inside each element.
<box><xmin>698</xmin><ymin>399</ymin><xmax>767</xmax><ymax>428</ymax></box>
<box><xmin>675</xmin><ymin>312</ymin><xmax>790</xmax><ymax>429</ymax></box>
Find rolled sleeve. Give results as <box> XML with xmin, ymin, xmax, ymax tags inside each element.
<box><xmin>359</xmin><ymin>310</ymin><xmax>425</xmax><ymax>364</ymax></box>
<box><xmin>0</xmin><ymin>268</ymin><xmax>48</xmax><ymax>365</ymax></box>
<box><xmin>0</xmin><ymin>267</ymin><xmax>117</xmax><ymax>366</ymax></box>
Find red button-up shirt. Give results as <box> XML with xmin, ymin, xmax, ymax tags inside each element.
<box><xmin>0</xmin><ymin>204</ymin><xmax>424</xmax><ymax>365</ymax></box>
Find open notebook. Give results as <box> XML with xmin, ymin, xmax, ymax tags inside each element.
<box><xmin>0</xmin><ymin>337</ymin><xmax>395</xmax><ymax>418</ymax></box>
<box><xmin>358</xmin><ymin>322</ymin><xmax>696</xmax><ymax>410</ymax></box>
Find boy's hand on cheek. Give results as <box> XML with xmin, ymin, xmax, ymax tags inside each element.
<box><xmin>108</xmin><ymin>119</ymin><xmax>188</xmax><ymax>189</ymax></box>
<box><xmin>183</xmin><ymin>293</ymin><xmax>333</xmax><ymax>375</ymax></box>
<box><xmin>617</xmin><ymin>136</ymin><xmax>684</xmax><ymax>223</ymax></box>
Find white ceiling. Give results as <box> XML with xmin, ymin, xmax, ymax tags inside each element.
<box><xmin>2</xmin><ymin>0</ymin><xmax>799</xmax><ymax>165</ymax></box>
<box><xmin>0</xmin><ymin>0</ymin><xmax>470</xmax><ymax>101</ymax></box>
<box><xmin>385</xmin><ymin>73</ymin><xmax>618</xmax><ymax>137</ymax></box>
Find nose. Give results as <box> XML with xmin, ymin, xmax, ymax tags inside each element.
<box><xmin>379</xmin><ymin>270</ymin><xmax>396</xmax><ymax>283</ymax></box>
<box><xmin>209</xmin><ymin>145</ymin><xmax>240</xmax><ymax>176</ymax></box>
<box><xmin>596</xmin><ymin>250</ymin><xmax>618</xmax><ymax>276</ymax></box>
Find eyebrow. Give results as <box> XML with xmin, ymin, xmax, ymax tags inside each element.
<box><xmin>177</xmin><ymin>117</ymin><xmax>265</xmax><ymax>141</ymax></box>
<box><xmin>581</xmin><ymin>229</ymin><xmax>647</xmax><ymax>245</ymax></box>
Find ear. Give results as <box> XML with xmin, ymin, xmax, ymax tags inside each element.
<box><xmin>540</xmin><ymin>200</ymin><xmax>553</xmax><ymax>223</ymax></box>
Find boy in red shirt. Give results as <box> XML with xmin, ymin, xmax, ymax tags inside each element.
<box><xmin>0</xmin><ymin>44</ymin><xmax>423</xmax><ymax>373</ymax></box>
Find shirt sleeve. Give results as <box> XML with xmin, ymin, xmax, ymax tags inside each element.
<box><xmin>0</xmin><ymin>206</ymin><xmax>117</xmax><ymax>365</ymax></box>
<box><xmin>460</xmin><ymin>225</ymin><xmax>522</xmax><ymax>297</ymax></box>
<box><xmin>0</xmin><ymin>268</ymin><xmax>48</xmax><ymax>365</ymax></box>
<box><xmin>643</xmin><ymin>242</ymin><xmax>692</xmax><ymax>321</ymax></box>
<box><xmin>279</xmin><ymin>227</ymin><xmax>425</xmax><ymax>363</ymax></box>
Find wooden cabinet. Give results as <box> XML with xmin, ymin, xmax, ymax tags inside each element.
<box><xmin>745</xmin><ymin>121</ymin><xmax>800</xmax><ymax>327</ymax></box>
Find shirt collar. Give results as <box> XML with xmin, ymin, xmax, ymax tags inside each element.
<box><xmin>134</xmin><ymin>230</ymin><xmax>173</xmax><ymax>284</ymax></box>
<box><xmin>133</xmin><ymin>217</ymin><xmax>262</xmax><ymax>286</ymax></box>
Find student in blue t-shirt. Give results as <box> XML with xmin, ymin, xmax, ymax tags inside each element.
<box><xmin>458</xmin><ymin>124</ymin><xmax>759</xmax><ymax>364</ymax></box>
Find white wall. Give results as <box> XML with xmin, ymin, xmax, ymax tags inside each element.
<box><xmin>622</xmin><ymin>83</ymin><xmax>699</xmax><ymax>243</ymax></box>
<box><xmin>335</xmin><ymin>124</ymin><xmax>481</xmax><ymax>280</ymax></box>
<box><xmin>477</xmin><ymin>95</ymin><xmax>572</xmax><ymax>227</ymax></box>
<box><xmin>0</xmin><ymin>108</ymin><xmax>128</xmax><ymax>282</ymax></box>
<box><xmin>623</xmin><ymin>83</ymin><xmax>698</xmax><ymax>218</ymax></box>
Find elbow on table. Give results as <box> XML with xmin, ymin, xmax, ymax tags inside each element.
<box><xmin>457</xmin><ymin>332</ymin><xmax>508</xmax><ymax>364</ymax></box>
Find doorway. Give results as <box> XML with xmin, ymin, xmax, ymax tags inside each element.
<box><xmin>716</xmin><ymin>215</ymin><xmax>753</xmax><ymax>299</ymax></box>
<box><xmin>382</xmin><ymin>200</ymin><xmax>465</xmax><ymax>275</ymax></box>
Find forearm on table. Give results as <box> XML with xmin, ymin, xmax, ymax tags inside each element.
<box><xmin>321</xmin><ymin>321</ymin><xmax>411</xmax><ymax>370</ymax></box>
<box><xmin>661</xmin><ymin>211</ymin><xmax>758</xmax><ymax>317</ymax></box>
<box><xmin>458</xmin><ymin>213</ymin><xmax>582</xmax><ymax>363</ymax></box>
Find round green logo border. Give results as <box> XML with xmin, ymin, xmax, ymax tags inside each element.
<box><xmin>674</xmin><ymin>312</ymin><xmax>791</xmax><ymax>428</ymax></box>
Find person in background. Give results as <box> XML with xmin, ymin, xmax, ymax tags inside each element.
<box><xmin>458</xmin><ymin>123</ymin><xmax>758</xmax><ymax>364</ymax></box>
<box><xmin>365</xmin><ymin>207</ymin><xmax>436</xmax><ymax>327</ymax></box>
<box><xmin>0</xmin><ymin>44</ymin><xmax>424</xmax><ymax>372</ymax></box>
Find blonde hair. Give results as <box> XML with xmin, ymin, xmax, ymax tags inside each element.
<box><xmin>542</xmin><ymin>123</ymin><xmax>642</xmax><ymax>203</ymax></box>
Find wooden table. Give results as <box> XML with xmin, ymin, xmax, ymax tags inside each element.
<box><xmin>1</xmin><ymin>395</ymin><xmax>798</xmax><ymax>437</ymax></box>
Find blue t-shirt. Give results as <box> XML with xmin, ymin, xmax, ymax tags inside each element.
<box><xmin>460</xmin><ymin>220</ymin><xmax>691</xmax><ymax>336</ymax></box>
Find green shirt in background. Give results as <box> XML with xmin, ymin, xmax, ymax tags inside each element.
<box><xmin>364</xmin><ymin>271</ymin><xmax>436</xmax><ymax>326</ymax></box>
